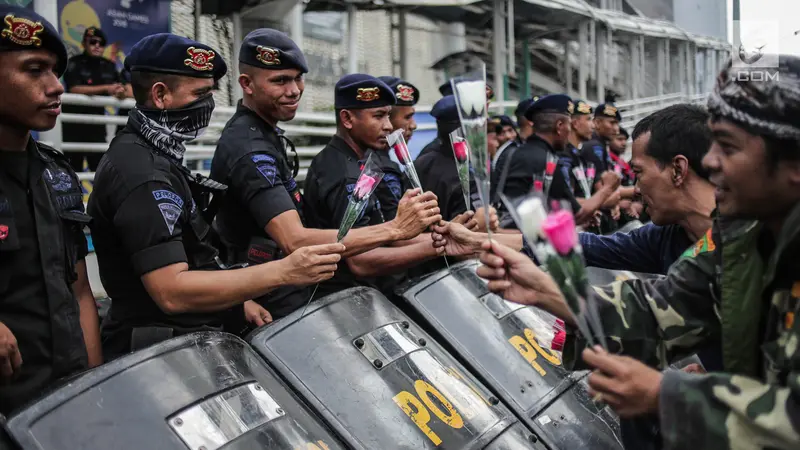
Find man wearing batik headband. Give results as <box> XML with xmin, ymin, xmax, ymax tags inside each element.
<box><xmin>304</xmin><ymin>74</ymin><xmax>444</xmax><ymax>299</ymax></box>
<box><xmin>378</xmin><ymin>76</ymin><xmax>419</xmax><ymax>142</ymax></box>
<box><xmin>89</xmin><ymin>34</ymin><xmax>346</xmax><ymax>360</ymax></box>
<box><xmin>477</xmin><ymin>54</ymin><xmax>800</xmax><ymax>449</ymax></box>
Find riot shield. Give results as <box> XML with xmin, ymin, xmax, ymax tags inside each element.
<box><xmin>7</xmin><ymin>332</ymin><xmax>344</xmax><ymax>450</ymax></box>
<box><xmin>400</xmin><ymin>261</ymin><xmax>624</xmax><ymax>450</ymax></box>
<box><xmin>248</xmin><ymin>287</ymin><xmax>547</xmax><ymax>450</ymax></box>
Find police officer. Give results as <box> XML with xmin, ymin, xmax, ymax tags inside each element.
<box><xmin>581</xmin><ymin>102</ymin><xmax>621</xmax><ymax>175</ymax></box>
<box><xmin>378</xmin><ymin>76</ymin><xmax>418</xmax><ymax>143</ymax></box>
<box><xmin>0</xmin><ymin>5</ymin><xmax>101</xmax><ymax>415</ymax></box>
<box><xmin>492</xmin><ymin>114</ymin><xmax>518</xmax><ymax>147</ymax></box>
<box><xmin>62</xmin><ymin>26</ymin><xmax>124</xmax><ymax>172</ymax></box>
<box><xmin>304</xmin><ymin>74</ymin><xmax>444</xmax><ymax>299</ymax></box>
<box><xmin>501</xmin><ymin>94</ymin><xmax>618</xmax><ymax>226</ymax></box>
<box><xmin>88</xmin><ymin>33</ymin><xmax>345</xmax><ymax>360</ymax></box>
<box><xmin>210</xmin><ymin>30</ymin><xmax>437</xmax><ymax>319</ymax></box>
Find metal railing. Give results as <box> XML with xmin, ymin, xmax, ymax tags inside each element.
<box><xmin>52</xmin><ymin>92</ymin><xmax>708</xmax><ymax>183</ymax></box>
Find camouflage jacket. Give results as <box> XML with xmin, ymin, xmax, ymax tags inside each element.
<box><xmin>565</xmin><ymin>204</ymin><xmax>800</xmax><ymax>449</ymax></box>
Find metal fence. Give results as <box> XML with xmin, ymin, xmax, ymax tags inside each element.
<box><xmin>50</xmin><ymin>92</ymin><xmax>709</xmax><ymax>183</ymax></box>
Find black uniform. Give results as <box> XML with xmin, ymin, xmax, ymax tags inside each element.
<box><xmin>62</xmin><ymin>53</ymin><xmax>122</xmax><ymax>171</ymax></box>
<box><xmin>303</xmin><ymin>136</ymin><xmax>385</xmax><ymax>298</ymax></box>
<box><xmin>88</xmin><ymin>127</ymin><xmax>241</xmax><ymax>360</ymax></box>
<box><xmin>371</xmin><ymin>150</ymin><xmax>407</xmax><ymax>221</ymax></box>
<box><xmin>563</xmin><ymin>142</ymin><xmax>593</xmax><ymax>199</ymax></box>
<box><xmin>0</xmin><ymin>140</ymin><xmax>90</xmax><ymax>414</ymax></box>
<box><xmin>210</xmin><ymin>102</ymin><xmax>307</xmax><ymax>318</ymax></box>
<box><xmin>502</xmin><ymin>134</ymin><xmax>581</xmax><ymax>213</ymax></box>
<box><xmin>415</xmin><ymin>137</ymin><xmax>469</xmax><ymax>221</ymax></box>
<box><xmin>580</xmin><ymin>132</ymin><xmax>611</xmax><ymax>178</ymax></box>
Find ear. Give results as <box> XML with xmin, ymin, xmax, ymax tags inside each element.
<box><xmin>238</xmin><ymin>74</ymin><xmax>253</xmax><ymax>95</ymax></box>
<box><xmin>340</xmin><ymin>109</ymin><xmax>355</xmax><ymax>130</ymax></box>
<box><xmin>671</xmin><ymin>155</ymin><xmax>690</xmax><ymax>187</ymax></box>
<box><xmin>784</xmin><ymin>159</ymin><xmax>800</xmax><ymax>186</ymax></box>
<box><xmin>151</xmin><ymin>82</ymin><xmax>169</xmax><ymax>110</ymax></box>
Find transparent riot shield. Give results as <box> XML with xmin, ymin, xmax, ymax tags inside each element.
<box><xmin>7</xmin><ymin>332</ymin><xmax>344</xmax><ymax>450</ymax></box>
<box><xmin>248</xmin><ymin>287</ymin><xmax>547</xmax><ymax>450</ymax></box>
<box><xmin>400</xmin><ymin>261</ymin><xmax>625</xmax><ymax>450</ymax></box>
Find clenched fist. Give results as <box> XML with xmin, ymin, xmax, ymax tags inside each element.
<box><xmin>391</xmin><ymin>189</ymin><xmax>442</xmax><ymax>240</ymax></box>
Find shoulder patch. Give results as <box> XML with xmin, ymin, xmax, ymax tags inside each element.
<box><xmin>152</xmin><ymin>189</ymin><xmax>184</xmax><ymax>208</ymax></box>
<box><xmin>382</xmin><ymin>172</ymin><xmax>402</xmax><ymax>200</ymax></box>
<box><xmin>251</xmin><ymin>154</ymin><xmax>275</xmax><ymax>164</ymax></box>
<box><xmin>256</xmin><ymin>162</ymin><xmax>277</xmax><ymax>186</ymax></box>
<box><xmin>158</xmin><ymin>203</ymin><xmax>182</xmax><ymax>235</ymax></box>
<box><xmin>681</xmin><ymin>228</ymin><xmax>716</xmax><ymax>259</ymax></box>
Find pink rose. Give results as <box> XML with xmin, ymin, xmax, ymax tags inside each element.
<box><xmin>551</xmin><ymin>329</ymin><xmax>566</xmax><ymax>351</ymax></box>
<box><xmin>354</xmin><ymin>175</ymin><xmax>379</xmax><ymax>200</ymax></box>
<box><xmin>393</xmin><ymin>142</ymin><xmax>409</xmax><ymax>165</ymax></box>
<box><xmin>533</xmin><ymin>180</ymin><xmax>544</xmax><ymax>192</ymax></box>
<box><xmin>541</xmin><ymin>210</ymin><xmax>577</xmax><ymax>256</ymax></box>
<box><xmin>453</xmin><ymin>141</ymin><xmax>468</xmax><ymax>163</ymax></box>
<box><xmin>614</xmin><ymin>165</ymin><xmax>623</xmax><ymax>175</ymax></box>
<box><xmin>586</xmin><ymin>167</ymin><xmax>596</xmax><ymax>179</ymax></box>
<box><xmin>545</xmin><ymin>161</ymin><xmax>557</xmax><ymax>176</ymax></box>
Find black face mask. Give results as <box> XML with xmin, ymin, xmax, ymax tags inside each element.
<box><xmin>129</xmin><ymin>94</ymin><xmax>215</xmax><ymax>161</ymax></box>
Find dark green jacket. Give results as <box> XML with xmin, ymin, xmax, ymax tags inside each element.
<box><xmin>567</xmin><ymin>205</ymin><xmax>800</xmax><ymax>449</ymax></box>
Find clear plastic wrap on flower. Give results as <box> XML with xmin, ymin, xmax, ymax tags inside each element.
<box><xmin>387</xmin><ymin>129</ymin><xmax>422</xmax><ymax>190</ymax></box>
<box><xmin>337</xmin><ymin>153</ymin><xmax>384</xmax><ymax>242</ymax></box>
<box><xmin>541</xmin><ymin>210</ymin><xmax>578</xmax><ymax>256</ymax></box>
<box><xmin>450</xmin><ymin>129</ymin><xmax>471</xmax><ymax>212</ymax></box>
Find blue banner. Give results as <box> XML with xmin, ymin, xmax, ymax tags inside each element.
<box><xmin>58</xmin><ymin>0</ymin><xmax>170</xmax><ymax>68</ymax></box>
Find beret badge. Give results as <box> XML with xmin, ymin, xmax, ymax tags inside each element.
<box><xmin>396</xmin><ymin>84</ymin><xmax>415</xmax><ymax>102</ymax></box>
<box><xmin>604</xmin><ymin>105</ymin><xmax>618</xmax><ymax>116</ymax></box>
<box><xmin>184</xmin><ymin>46</ymin><xmax>215</xmax><ymax>72</ymax></box>
<box><xmin>2</xmin><ymin>14</ymin><xmax>43</xmax><ymax>47</ymax></box>
<box><xmin>577</xmin><ymin>102</ymin><xmax>592</xmax><ymax>114</ymax></box>
<box><xmin>256</xmin><ymin>45</ymin><xmax>281</xmax><ymax>66</ymax></box>
<box><xmin>356</xmin><ymin>87</ymin><xmax>380</xmax><ymax>102</ymax></box>
<box><xmin>567</xmin><ymin>101</ymin><xmax>575</xmax><ymax>115</ymax></box>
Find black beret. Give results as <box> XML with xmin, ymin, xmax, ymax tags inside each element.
<box><xmin>525</xmin><ymin>94</ymin><xmax>574</xmax><ymax>120</ymax></box>
<box><xmin>83</xmin><ymin>26</ymin><xmax>106</xmax><ymax>45</ymax></box>
<box><xmin>378</xmin><ymin>76</ymin><xmax>419</xmax><ymax>106</ymax></box>
<box><xmin>125</xmin><ymin>33</ymin><xmax>227</xmax><ymax>80</ymax></box>
<box><xmin>335</xmin><ymin>73</ymin><xmax>396</xmax><ymax>110</ymax></box>
<box><xmin>514</xmin><ymin>97</ymin><xmax>538</xmax><ymax>119</ymax></box>
<box><xmin>618</xmin><ymin>127</ymin><xmax>629</xmax><ymax>139</ymax></box>
<box><xmin>595</xmin><ymin>103</ymin><xmax>622</xmax><ymax>121</ymax></box>
<box><xmin>573</xmin><ymin>99</ymin><xmax>593</xmax><ymax>115</ymax></box>
<box><xmin>239</xmin><ymin>28</ymin><xmax>308</xmax><ymax>73</ymax></box>
<box><xmin>430</xmin><ymin>95</ymin><xmax>459</xmax><ymax>123</ymax></box>
<box><xmin>439</xmin><ymin>80</ymin><xmax>453</xmax><ymax>97</ymax></box>
<box><xmin>493</xmin><ymin>114</ymin><xmax>515</xmax><ymax>128</ymax></box>
<box><xmin>0</xmin><ymin>6</ymin><xmax>67</xmax><ymax>76</ymax></box>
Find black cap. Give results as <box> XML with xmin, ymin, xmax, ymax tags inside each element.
<box><xmin>619</xmin><ymin>127</ymin><xmax>629</xmax><ymax>139</ymax></box>
<box><xmin>514</xmin><ymin>97</ymin><xmax>538</xmax><ymax>119</ymax></box>
<box><xmin>83</xmin><ymin>26</ymin><xmax>106</xmax><ymax>45</ymax></box>
<box><xmin>239</xmin><ymin>28</ymin><xmax>308</xmax><ymax>73</ymax></box>
<box><xmin>125</xmin><ymin>33</ymin><xmax>227</xmax><ymax>80</ymax></box>
<box><xmin>493</xmin><ymin>114</ymin><xmax>515</xmax><ymax>128</ymax></box>
<box><xmin>0</xmin><ymin>6</ymin><xmax>68</xmax><ymax>76</ymax></box>
<box><xmin>525</xmin><ymin>94</ymin><xmax>574</xmax><ymax>120</ymax></box>
<box><xmin>378</xmin><ymin>76</ymin><xmax>419</xmax><ymax>106</ymax></box>
<box><xmin>595</xmin><ymin>103</ymin><xmax>622</xmax><ymax>121</ymax></box>
<box><xmin>335</xmin><ymin>74</ymin><xmax>396</xmax><ymax>110</ymax></box>
<box><xmin>430</xmin><ymin>95</ymin><xmax>459</xmax><ymax>123</ymax></box>
<box><xmin>573</xmin><ymin>99</ymin><xmax>593</xmax><ymax>115</ymax></box>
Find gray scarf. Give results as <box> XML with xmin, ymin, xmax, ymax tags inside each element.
<box><xmin>128</xmin><ymin>94</ymin><xmax>215</xmax><ymax>161</ymax></box>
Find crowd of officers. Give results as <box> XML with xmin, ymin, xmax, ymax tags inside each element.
<box><xmin>1</xmin><ymin>4</ymin><xmax>799</xmax><ymax>449</ymax></box>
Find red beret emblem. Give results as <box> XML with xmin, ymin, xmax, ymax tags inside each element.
<box><xmin>256</xmin><ymin>45</ymin><xmax>281</xmax><ymax>66</ymax></box>
<box><xmin>184</xmin><ymin>47</ymin><xmax>215</xmax><ymax>72</ymax></box>
<box><xmin>396</xmin><ymin>84</ymin><xmax>415</xmax><ymax>102</ymax></box>
<box><xmin>356</xmin><ymin>87</ymin><xmax>380</xmax><ymax>102</ymax></box>
<box><xmin>2</xmin><ymin>14</ymin><xmax>43</xmax><ymax>47</ymax></box>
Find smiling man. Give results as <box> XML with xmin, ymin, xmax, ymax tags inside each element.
<box><xmin>210</xmin><ymin>32</ymin><xmax>437</xmax><ymax>320</ymax></box>
<box><xmin>303</xmin><ymin>74</ymin><xmax>445</xmax><ymax>299</ymax></box>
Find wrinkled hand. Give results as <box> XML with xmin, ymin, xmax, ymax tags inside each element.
<box><xmin>583</xmin><ymin>346</ymin><xmax>662</xmax><ymax>418</ymax></box>
<box><xmin>392</xmin><ymin>189</ymin><xmax>442</xmax><ymax>240</ymax></box>
<box><xmin>243</xmin><ymin>300</ymin><xmax>273</xmax><ymax>327</ymax></box>
<box><xmin>624</xmin><ymin>201</ymin><xmax>644</xmax><ymax>219</ymax></box>
<box><xmin>280</xmin><ymin>243</ymin><xmax>345</xmax><ymax>285</ymax></box>
<box><xmin>476</xmin><ymin>241</ymin><xmax>562</xmax><ymax>306</ymax></box>
<box><xmin>451</xmin><ymin>211</ymin><xmax>479</xmax><ymax>231</ymax></box>
<box><xmin>601</xmin><ymin>171</ymin><xmax>622</xmax><ymax>191</ymax></box>
<box><xmin>432</xmin><ymin>221</ymin><xmax>482</xmax><ymax>257</ymax></box>
<box><xmin>473</xmin><ymin>206</ymin><xmax>499</xmax><ymax>233</ymax></box>
<box><xmin>0</xmin><ymin>321</ymin><xmax>22</xmax><ymax>382</ymax></box>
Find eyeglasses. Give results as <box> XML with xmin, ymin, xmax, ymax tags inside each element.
<box><xmin>87</xmin><ymin>38</ymin><xmax>104</xmax><ymax>47</ymax></box>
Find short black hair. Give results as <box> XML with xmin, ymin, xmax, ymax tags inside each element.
<box><xmin>632</xmin><ymin>104</ymin><xmax>711</xmax><ymax>180</ymax></box>
<box><xmin>532</xmin><ymin>112</ymin><xmax>568</xmax><ymax>134</ymax></box>
<box><xmin>130</xmin><ymin>71</ymin><xmax>181</xmax><ymax>105</ymax></box>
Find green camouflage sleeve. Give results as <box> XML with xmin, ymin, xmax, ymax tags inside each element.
<box><xmin>564</xmin><ymin>243</ymin><xmax>720</xmax><ymax>371</ymax></box>
<box><xmin>659</xmin><ymin>368</ymin><xmax>800</xmax><ymax>449</ymax></box>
